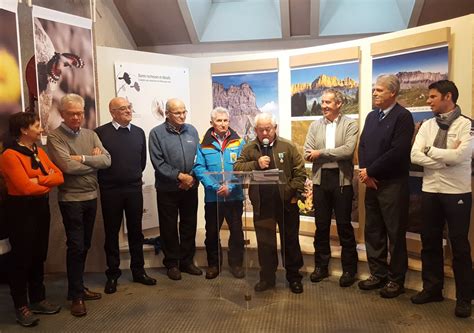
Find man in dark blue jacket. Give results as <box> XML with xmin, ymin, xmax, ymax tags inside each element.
<box><xmin>149</xmin><ymin>98</ymin><xmax>201</xmax><ymax>280</ymax></box>
<box><xmin>358</xmin><ymin>74</ymin><xmax>414</xmax><ymax>299</ymax></box>
<box><xmin>96</xmin><ymin>97</ymin><xmax>156</xmax><ymax>295</ymax></box>
<box><xmin>193</xmin><ymin>107</ymin><xmax>246</xmax><ymax>279</ymax></box>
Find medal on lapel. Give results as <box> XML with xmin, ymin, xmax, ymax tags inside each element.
<box><xmin>278</xmin><ymin>152</ymin><xmax>285</xmax><ymax>163</ymax></box>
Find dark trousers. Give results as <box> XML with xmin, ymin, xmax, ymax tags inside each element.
<box><xmin>59</xmin><ymin>199</ymin><xmax>97</xmax><ymax>300</ymax></box>
<box><xmin>204</xmin><ymin>200</ymin><xmax>244</xmax><ymax>268</ymax></box>
<box><xmin>313</xmin><ymin>169</ymin><xmax>358</xmax><ymax>274</ymax></box>
<box><xmin>421</xmin><ymin>192</ymin><xmax>473</xmax><ymax>301</ymax></box>
<box><xmin>156</xmin><ymin>188</ymin><xmax>198</xmax><ymax>269</ymax></box>
<box><xmin>364</xmin><ymin>177</ymin><xmax>409</xmax><ymax>285</ymax></box>
<box><xmin>101</xmin><ymin>188</ymin><xmax>145</xmax><ymax>279</ymax></box>
<box><xmin>254</xmin><ymin>202</ymin><xmax>303</xmax><ymax>283</ymax></box>
<box><xmin>6</xmin><ymin>195</ymin><xmax>50</xmax><ymax>308</ymax></box>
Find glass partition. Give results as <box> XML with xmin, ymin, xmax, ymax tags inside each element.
<box><xmin>204</xmin><ymin>170</ymin><xmax>286</xmax><ymax>309</ymax></box>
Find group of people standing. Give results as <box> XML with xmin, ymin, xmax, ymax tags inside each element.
<box><xmin>0</xmin><ymin>76</ymin><xmax>471</xmax><ymax>327</ymax></box>
<box><xmin>304</xmin><ymin>76</ymin><xmax>472</xmax><ymax>319</ymax></box>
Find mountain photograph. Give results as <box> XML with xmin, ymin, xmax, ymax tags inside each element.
<box><xmin>290</xmin><ymin>61</ymin><xmax>360</xmax><ymax>117</ymax></box>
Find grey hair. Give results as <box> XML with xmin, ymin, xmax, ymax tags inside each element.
<box><xmin>59</xmin><ymin>93</ymin><xmax>85</xmax><ymax>111</ymax></box>
<box><xmin>376</xmin><ymin>74</ymin><xmax>400</xmax><ymax>96</ymax></box>
<box><xmin>210</xmin><ymin>107</ymin><xmax>229</xmax><ymax>121</ymax></box>
<box><xmin>322</xmin><ymin>88</ymin><xmax>344</xmax><ymax>105</ymax></box>
<box><xmin>254</xmin><ymin>112</ymin><xmax>277</xmax><ymax>127</ymax></box>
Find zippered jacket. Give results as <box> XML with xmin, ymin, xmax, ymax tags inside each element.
<box><xmin>193</xmin><ymin>127</ymin><xmax>245</xmax><ymax>202</ymax></box>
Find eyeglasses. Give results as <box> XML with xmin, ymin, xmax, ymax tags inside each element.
<box><xmin>169</xmin><ymin>110</ymin><xmax>188</xmax><ymax>117</ymax></box>
<box><xmin>112</xmin><ymin>104</ymin><xmax>133</xmax><ymax>112</ymax></box>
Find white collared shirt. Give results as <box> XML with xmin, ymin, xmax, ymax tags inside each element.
<box><xmin>112</xmin><ymin>120</ymin><xmax>131</xmax><ymax>131</ymax></box>
<box><xmin>322</xmin><ymin>115</ymin><xmax>339</xmax><ymax>169</ymax></box>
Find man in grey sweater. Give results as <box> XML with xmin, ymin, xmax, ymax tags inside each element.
<box><xmin>47</xmin><ymin>94</ymin><xmax>111</xmax><ymax>317</ymax></box>
<box><xmin>304</xmin><ymin>89</ymin><xmax>359</xmax><ymax>288</ymax></box>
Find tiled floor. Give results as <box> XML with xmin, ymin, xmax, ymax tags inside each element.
<box><xmin>0</xmin><ymin>268</ymin><xmax>472</xmax><ymax>332</ymax></box>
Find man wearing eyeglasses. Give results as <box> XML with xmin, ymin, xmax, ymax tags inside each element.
<box><xmin>47</xmin><ymin>94</ymin><xmax>111</xmax><ymax>317</ymax></box>
<box><xmin>149</xmin><ymin>98</ymin><xmax>202</xmax><ymax>281</ymax></box>
<box><xmin>95</xmin><ymin>97</ymin><xmax>156</xmax><ymax>295</ymax></box>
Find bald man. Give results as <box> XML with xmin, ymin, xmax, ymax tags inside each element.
<box><xmin>95</xmin><ymin>97</ymin><xmax>156</xmax><ymax>295</ymax></box>
<box><xmin>149</xmin><ymin>98</ymin><xmax>202</xmax><ymax>281</ymax></box>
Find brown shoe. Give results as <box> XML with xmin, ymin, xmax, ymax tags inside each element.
<box><xmin>83</xmin><ymin>287</ymin><xmax>101</xmax><ymax>300</ymax></box>
<box><xmin>205</xmin><ymin>266</ymin><xmax>219</xmax><ymax>279</ymax></box>
<box><xmin>70</xmin><ymin>299</ymin><xmax>87</xmax><ymax>317</ymax></box>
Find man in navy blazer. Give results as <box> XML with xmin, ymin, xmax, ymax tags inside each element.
<box><xmin>358</xmin><ymin>74</ymin><xmax>414</xmax><ymax>299</ymax></box>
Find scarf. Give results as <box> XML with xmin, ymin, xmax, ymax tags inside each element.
<box><xmin>9</xmin><ymin>141</ymin><xmax>48</xmax><ymax>175</ymax></box>
<box><xmin>433</xmin><ymin>106</ymin><xmax>461</xmax><ymax>149</ymax></box>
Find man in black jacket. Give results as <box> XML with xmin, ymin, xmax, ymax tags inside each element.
<box><xmin>358</xmin><ymin>74</ymin><xmax>414</xmax><ymax>298</ymax></box>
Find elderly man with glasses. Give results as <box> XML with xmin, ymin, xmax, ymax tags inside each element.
<box><xmin>47</xmin><ymin>94</ymin><xmax>111</xmax><ymax>317</ymax></box>
<box><xmin>95</xmin><ymin>97</ymin><xmax>156</xmax><ymax>295</ymax></box>
<box><xmin>149</xmin><ymin>98</ymin><xmax>202</xmax><ymax>280</ymax></box>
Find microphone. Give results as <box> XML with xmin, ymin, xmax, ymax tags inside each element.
<box><xmin>262</xmin><ymin>138</ymin><xmax>269</xmax><ymax>157</ymax></box>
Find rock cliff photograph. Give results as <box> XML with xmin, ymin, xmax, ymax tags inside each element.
<box><xmin>290</xmin><ymin>61</ymin><xmax>359</xmax><ymax>117</ymax></box>
<box><xmin>372</xmin><ymin>45</ymin><xmax>448</xmax><ymax>111</ymax></box>
<box><xmin>212</xmin><ymin>71</ymin><xmax>278</xmax><ymax>142</ymax></box>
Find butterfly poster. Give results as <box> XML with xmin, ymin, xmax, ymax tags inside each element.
<box><xmin>32</xmin><ymin>6</ymin><xmax>96</xmax><ymax>135</ymax></box>
<box><xmin>0</xmin><ymin>0</ymin><xmax>23</xmax><ymax>148</ymax></box>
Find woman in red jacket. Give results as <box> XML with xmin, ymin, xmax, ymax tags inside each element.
<box><xmin>0</xmin><ymin>112</ymin><xmax>64</xmax><ymax>327</ymax></box>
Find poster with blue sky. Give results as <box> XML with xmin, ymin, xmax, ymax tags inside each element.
<box><xmin>212</xmin><ymin>70</ymin><xmax>278</xmax><ymax>141</ymax></box>
<box><xmin>372</xmin><ymin>45</ymin><xmax>448</xmax><ymax>112</ymax></box>
<box><xmin>291</xmin><ymin>61</ymin><xmax>359</xmax><ymax>117</ymax></box>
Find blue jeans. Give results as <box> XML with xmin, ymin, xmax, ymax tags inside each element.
<box><xmin>59</xmin><ymin>199</ymin><xmax>97</xmax><ymax>300</ymax></box>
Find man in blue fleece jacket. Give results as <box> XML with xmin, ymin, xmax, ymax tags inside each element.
<box><xmin>149</xmin><ymin>98</ymin><xmax>202</xmax><ymax>281</ymax></box>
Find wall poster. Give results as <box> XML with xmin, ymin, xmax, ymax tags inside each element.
<box><xmin>32</xmin><ymin>6</ymin><xmax>96</xmax><ymax>136</ymax></box>
<box><xmin>372</xmin><ymin>44</ymin><xmax>449</xmax><ymax>233</ymax></box>
<box><xmin>212</xmin><ymin>70</ymin><xmax>279</xmax><ymax>142</ymax></box>
<box><xmin>114</xmin><ymin>62</ymin><xmax>190</xmax><ymax>231</ymax></box>
<box><xmin>0</xmin><ymin>0</ymin><xmax>23</xmax><ymax>147</ymax></box>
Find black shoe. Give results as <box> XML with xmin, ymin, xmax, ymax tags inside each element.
<box><xmin>230</xmin><ymin>266</ymin><xmax>245</xmax><ymax>279</ymax></box>
<box><xmin>380</xmin><ymin>281</ymin><xmax>405</xmax><ymax>298</ymax></box>
<box><xmin>29</xmin><ymin>300</ymin><xmax>61</xmax><ymax>314</ymax></box>
<box><xmin>15</xmin><ymin>306</ymin><xmax>39</xmax><ymax>327</ymax></box>
<box><xmin>254</xmin><ymin>280</ymin><xmax>275</xmax><ymax>292</ymax></box>
<box><xmin>167</xmin><ymin>267</ymin><xmax>182</xmax><ymax>280</ymax></box>
<box><xmin>289</xmin><ymin>281</ymin><xmax>303</xmax><ymax>294</ymax></box>
<box><xmin>104</xmin><ymin>278</ymin><xmax>118</xmax><ymax>294</ymax></box>
<box><xmin>310</xmin><ymin>267</ymin><xmax>329</xmax><ymax>282</ymax></box>
<box><xmin>358</xmin><ymin>275</ymin><xmax>386</xmax><ymax>290</ymax></box>
<box><xmin>133</xmin><ymin>273</ymin><xmax>157</xmax><ymax>286</ymax></box>
<box><xmin>455</xmin><ymin>300</ymin><xmax>472</xmax><ymax>318</ymax></box>
<box><xmin>339</xmin><ymin>272</ymin><xmax>356</xmax><ymax>288</ymax></box>
<box><xmin>205</xmin><ymin>266</ymin><xmax>219</xmax><ymax>280</ymax></box>
<box><xmin>410</xmin><ymin>289</ymin><xmax>444</xmax><ymax>304</ymax></box>
<box><xmin>180</xmin><ymin>264</ymin><xmax>203</xmax><ymax>276</ymax></box>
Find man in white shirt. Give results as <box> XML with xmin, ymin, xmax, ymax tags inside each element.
<box><xmin>411</xmin><ymin>80</ymin><xmax>472</xmax><ymax>318</ymax></box>
<box><xmin>304</xmin><ymin>89</ymin><xmax>359</xmax><ymax>287</ymax></box>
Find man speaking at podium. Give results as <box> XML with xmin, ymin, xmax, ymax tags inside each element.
<box><xmin>234</xmin><ymin>112</ymin><xmax>306</xmax><ymax>294</ymax></box>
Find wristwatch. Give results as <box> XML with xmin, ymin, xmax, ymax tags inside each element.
<box><xmin>423</xmin><ymin>146</ymin><xmax>431</xmax><ymax>155</ymax></box>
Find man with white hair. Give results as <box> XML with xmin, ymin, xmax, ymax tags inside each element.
<box><xmin>234</xmin><ymin>112</ymin><xmax>306</xmax><ymax>294</ymax></box>
<box><xmin>193</xmin><ymin>107</ymin><xmax>246</xmax><ymax>279</ymax></box>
